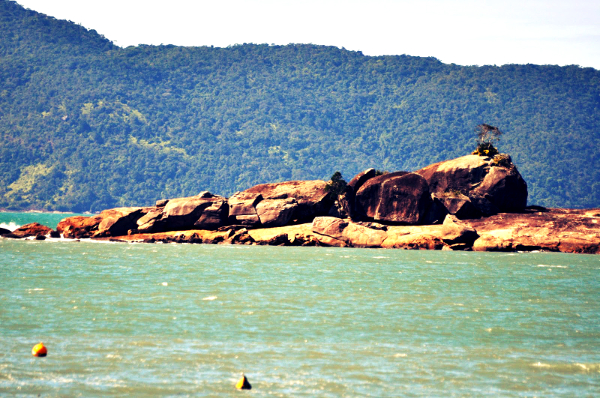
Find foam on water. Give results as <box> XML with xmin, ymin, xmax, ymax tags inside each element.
<box><xmin>0</xmin><ymin>221</ymin><xmax>19</xmax><ymax>231</ymax></box>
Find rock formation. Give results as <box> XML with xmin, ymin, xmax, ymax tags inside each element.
<box><xmin>242</xmin><ymin>180</ymin><xmax>333</xmax><ymax>223</ymax></box>
<box><xmin>415</xmin><ymin>154</ymin><xmax>527</xmax><ymax>216</ymax></box>
<box><xmin>2</xmin><ymin>222</ymin><xmax>54</xmax><ymax>239</ymax></box>
<box><xmin>11</xmin><ymin>153</ymin><xmax>596</xmax><ymax>254</ymax></box>
<box><xmin>354</xmin><ymin>172</ymin><xmax>433</xmax><ymax>224</ymax></box>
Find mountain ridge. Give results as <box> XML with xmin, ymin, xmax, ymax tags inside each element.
<box><xmin>1</xmin><ymin>0</ymin><xmax>599</xmax><ymax>212</ymax></box>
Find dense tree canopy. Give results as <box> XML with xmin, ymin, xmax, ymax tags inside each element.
<box><xmin>1</xmin><ymin>0</ymin><xmax>599</xmax><ymax>212</ymax></box>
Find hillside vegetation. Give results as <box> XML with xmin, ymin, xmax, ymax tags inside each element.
<box><xmin>1</xmin><ymin>0</ymin><xmax>599</xmax><ymax>212</ymax></box>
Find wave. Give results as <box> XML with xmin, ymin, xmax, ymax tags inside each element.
<box><xmin>0</xmin><ymin>221</ymin><xmax>20</xmax><ymax>231</ymax></box>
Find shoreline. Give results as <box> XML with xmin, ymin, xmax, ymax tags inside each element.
<box><xmin>23</xmin><ymin>207</ymin><xmax>597</xmax><ymax>255</ymax></box>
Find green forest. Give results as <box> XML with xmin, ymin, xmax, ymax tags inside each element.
<box><xmin>1</xmin><ymin>0</ymin><xmax>599</xmax><ymax>212</ymax></box>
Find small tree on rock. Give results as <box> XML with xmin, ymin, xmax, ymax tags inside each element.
<box><xmin>472</xmin><ymin>124</ymin><xmax>502</xmax><ymax>157</ymax></box>
<box><xmin>324</xmin><ymin>171</ymin><xmax>347</xmax><ymax>198</ymax></box>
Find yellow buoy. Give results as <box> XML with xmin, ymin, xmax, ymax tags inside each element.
<box><xmin>235</xmin><ymin>373</ymin><xmax>252</xmax><ymax>390</ymax></box>
<box><xmin>32</xmin><ymin>343</ymin><xmax>47</xmax><ymax>357</ymax></box>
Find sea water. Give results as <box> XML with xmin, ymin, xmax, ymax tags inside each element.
<box><xmin>1</xmin><ymin>213</ymin><xmax>599</xmax><ymax>396</ymax></box>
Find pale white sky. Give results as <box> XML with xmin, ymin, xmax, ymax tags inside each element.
<box><xmin>15</xmin><ymin>0</ymin><xmax>600</xmax><ymax>69</ymax></box>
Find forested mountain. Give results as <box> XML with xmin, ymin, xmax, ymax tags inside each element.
<box><xmin>1</xmin><ymin>0</ymin><xmax>599</xmax><ymax>212</ymax></box>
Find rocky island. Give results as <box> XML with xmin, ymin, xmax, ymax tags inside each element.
<box><xmin>3</xmin><ymin>153</ymin><xmax>599</xmax><ymax>254</ymax></box>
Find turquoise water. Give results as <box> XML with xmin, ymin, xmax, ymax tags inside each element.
<box><xmin>1</xmin><ymin>213</ymin><xmax>600</xmax><ymax>396</ymax></box>
<box><xmin>0</xmin><ymin>211</ymin><xmax>82</xmax><ymax>231</ymax></box>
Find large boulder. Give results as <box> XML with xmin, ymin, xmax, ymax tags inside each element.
<box><xmin>94</xmin><ymin>207</ymin><xmax>149</xmax><ymax>237</ymax></box>
<box><xmin>347</xmin><ymin>168</ymin><xmax>378</xmax><ymax>193</ymax></box>
<box><xmin>136</xmin><ymin>208</ymin><xmax>164</xmax><ymax>233</ymax></box>
<box><xmin>311</xmin><ymin>216</ymin><xmax>388</xmax><ymax>248</ymax></box>
<box><xmin>256</xmin><ymin>197</ymin><xmax>298</xmax><ymax>227</ymax></box>
<box><xmin>354</xmin><ymin>172</ymin><xmax>432</xmax><ymax>224</ymax></box>
<box><xmin>440</xmin><ymin>214</ymin><xmax>479</xmax><ymax>248</ymax></box>
<box><xmin>58</xmin><ymin>215</ymin><xmax>104</xmax><ymax>239</ymax></box>
<box><xmin>5</xmin><ymin>222</ymin><xmax>53</xmax><ymax>239</ymax></box>
<box><xmin>344</xmin><ymin>168</ymin><xmax>379</xmax><ymax>218</ymax></box>
<box><xmin>155</xmin><ymin>193</ymin><xmax>228</xmax><ymax>231</ymax></box>
<box><xmin>228</xmin><ymin>192</ymin><xmax>263</xmax><ymax>226</ymax></box>
<box><xmin>416</xmin><ymin>154</ymin><xmax>527</xmax><ymax>216</ymax></box>
<box><xmin>242</xmin><ymin>180</ymin><xmax>333</xmax><ymax>223</ymax></box>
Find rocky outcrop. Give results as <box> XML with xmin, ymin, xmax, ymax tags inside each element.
<box><xmin>354</xmin><ymin>172</ymin><xmax>432</xmax><ymax>224</ymax></box>
<box><xmin>228</xmin><ymin>192</ymin><xmax>262</xmax><ymax>226</ymax></box>
<box><xmin>3</xmin><ymin>222</ymin><xmax>53</xmax><ymax>239</ymax></box>
<box><xmin>467</xmin><ymin>208</ymin><xmax>600</xmax><ymax>254</ymax></box>
<box><xmin>65</xmin><ymin>207</ymin><xmax>600</xmax><ymax>254</ymax></box>
<box><xmin>433</xmin><ymin>193</ymin><xmax>481</xmax><ymax>219</ymax></box>
<box><xmin>15</xmin><ymin>153</ymin><xmax>596</xmax><ymax>254</ymax></box>
<box><xmin>242</xmin><ymin>180</ymin><xmax>333</xmax><ymax>223</ymax></box>
<box><xmin>157</xmin><ymin>193</ymin><xmax>228</xmax><ymax>231</ymax></box>
<box><xmin>57</xmin><ymin>214</ymin><xmax>104</xmax><ymax>239</ymax></box>
<box><xmin>312</xmin><ymin>216</ymin><xmax>388</xmax><ymax>248</ymax></box>
<box><xmin>416</xmin><ymin>154</ymin><xmax>527</xmax><ymax>216</ymax></box>
<box><xmin>58</xmin><ymin>192</ymin><xmax>228</xmax><ymax>237</ymax></box>
<box><xmin>256</xmin><ymin>197</ymin><xmax>298</xmax><ymax>227</ymax></box>
<box><xmin>94</xmin><ymin>207</ymin><xmax>149</xmax><ymax>237</ymax></box>
<box><xmin>440</xmin><ymin>214</ymin><xmax>479</xmax><ymax>249</ymax></box>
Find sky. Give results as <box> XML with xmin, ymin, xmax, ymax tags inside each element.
<box><xmin>14</xmin><ymin>0</ymin><xmax>600</xmax><ymax>69</ymax></box>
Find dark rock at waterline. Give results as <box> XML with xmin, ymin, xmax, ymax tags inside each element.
<box><xmin>440</xmin><ymin>214</ymin><xmax>479</xmax><ymax>246</ymax></box>
<box><xmin>57</xmin><ymin>214</ymin><xmax>104</xmax><ymax>239</ymax></box>
<box><xmin>94</xmin><ymin>207</ymin><xmax>149</xmax><ymax>237</ymax></box>
<box><xmin>0</xmin><ymin>227</ymin><xmax>11</xmax><ymax>235</ymax></box>
<box><xmin>6</xmin><ymin>222</ymin><xmax>54</xmax><ymax>239</ymax></box>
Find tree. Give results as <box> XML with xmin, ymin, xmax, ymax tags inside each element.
<box><xmin>472</xmin><ymin>124</ymin><xmax>502</xmax><ymax>156</ymax></box>
<box><xmin>324</xmin><ymin>171</ymin><xmax>347</xmax><ymax>198</ymax></box>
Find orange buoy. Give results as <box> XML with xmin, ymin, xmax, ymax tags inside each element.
<box><xmin>235</xmin><ymin>374</ymin><xmax>252</xmax><ymax>390</ymax></box>
<box><xmin>32</xmin><ymin>343</ymin><xmax>47</xmax><ymax>357</ymax></box>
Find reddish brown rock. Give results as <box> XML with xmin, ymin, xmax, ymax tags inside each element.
<box><xmin>312</xmin><ymin>216</ymin><xmax>349</xmax><ymax>237</ymax></box>
<box><xmin>57</xmin><ymin>215</ymin><xmax>104</xmax><ymax>239</ymax></box>
<box><xmin>94</xmin><ymin>207</ymin><xmax>149</xmax><ymax>237</ymax></box>
<box><xmin>158</xmin><ymin>194</ymin><xmax>228</xmax><ymax>231</ymax></box>
<box><xmin>382</xmin><ymin>232</ymin><xmax>445</xmax><ymax>250</ymax></box>
<box><xmin>433</xmin><ymin>193</ymin><xmax>481</xmax><ymax>219</ymax></box>
<box><xmin>228</xmin><ymin>192</ymin><xmax>263</xmax><ymax>226</ymax></box>
<box><xmin>242</xmin><ymin>180</ymin><xmax>333</xmax><ymax>223</ymax></box>
<box><xmin>312</xmin><ymin>216</ymin><xmax>388</xmax><ymax>248</ymax></box>
<box><xmin>416</xmin><ymin>154</ymin><xmax>527</xmax><ymax>216</ymax></box>
<box><xmin>136</xmin><ymin>208</ymin><xmax>164</xmax><ymax>233</ymax></box>
<box><xmin>193</xmin><ymin>199</ymin><xmax>228</xmax><ymax>229</ymax></box>
<box><xmin>348</xmin><ymin>168</ymin><xmax>378</xmax><ymax>193</ymax></box>
<box><xmin>256</xmin><ymin>198</ymin><xmax>298</xmax><ymax>227</ymax></box>
<box><xmin>226</xmin><ymin>228</ymin><xmax>255</xmax><ymax>245</ymax></box>
<box><xmin>355</xmin><ymin>172</ymin><xmax>432</xmax><ymax>224</ymax></box>
<box><xmin>440</xmin><ymin>214</ymin><xmax>479</xmax><ymax>247</ymax></box>
<box><xmin>468</xmin><ymin>208</ymin><xmax>600</xmax><ymax>254</ymax></box>
<box><xmin>471</xmin><ymin>164</ymin><xmax>528</xmax><ymax>213</ymax></box>
<box><xmin>7</xmin><ymin>222</ymin><xmax>53</xmax><ymax>239</ymax></box>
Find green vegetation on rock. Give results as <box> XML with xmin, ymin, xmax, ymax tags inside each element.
<box><xmin>1</xmin><ymin>0</ymin><xmax>599</xmax><ymax>212</ymax></box>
